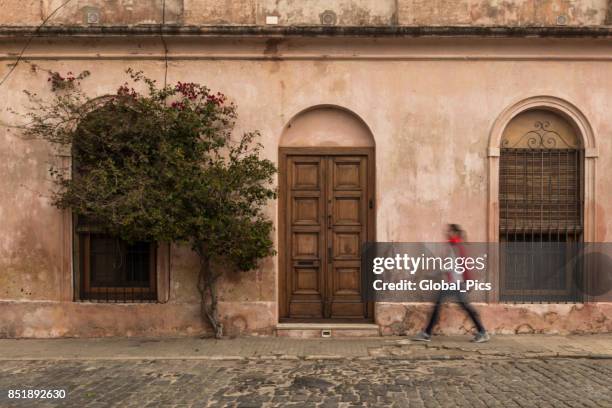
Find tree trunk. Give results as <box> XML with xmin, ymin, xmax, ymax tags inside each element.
<box><xmin>196</xmin><ymin>250</ymin><xmax>223</xmax><ymax>339</ymax></box>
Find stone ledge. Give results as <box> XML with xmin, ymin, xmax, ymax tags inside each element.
<box><xmin>2</xmin><ymin>25</ymin><xmax>612</xmax><ymax>38</ymax></box>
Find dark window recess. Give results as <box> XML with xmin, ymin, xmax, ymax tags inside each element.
<box><xmin>78</xmin><ymin>229</ymin><xmax>157</xmax><ymax>302</ymax></box>
<box><xmin>499</xmin><ymin>148</ymin><xmax>583</xmax><ymax>302</ymax></box>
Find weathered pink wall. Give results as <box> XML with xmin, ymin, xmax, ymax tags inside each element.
<box><xmin>0</xmin><ymin>301</ymin><xmax>276</xmax><ymax>338</ymax></box>
<box><xmin>1</xmin><ymin>34</ymin><xmax>611</xmax><ymax>337</ymax></box>
<box><xmin>0</xmin><ymin>0</ymin><xmax>182</xmax><ymax>26</ymax></box>
<box><xmin>377</xmin><ymin>303</ymin><xmax>612</xmax><ymax>335</ymax></box>
<box><xmin>398</xmin><ymin>0</ymin><xmax>608</xmax><ymax>26</ymax></box>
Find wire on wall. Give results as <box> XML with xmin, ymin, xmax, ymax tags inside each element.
<box><xmin>0</xmin><ymin>0</ymin><xmax>74</xmax><ymax>88</ymax></box>
<box><xmin>160</xmin><ymin>0</ymin><xmax>169</xmax><ymax>89</ymax></box>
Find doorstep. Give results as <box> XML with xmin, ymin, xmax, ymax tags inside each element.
<box><xmin>276</xmin><ymin>323</ymin><xmax>381</xmax><ymax>338</ymax></box>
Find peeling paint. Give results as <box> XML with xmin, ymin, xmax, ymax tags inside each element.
<box><xmin>376</xmin><ymin>303</ymin><xmax>612</xmax><ymax>336</ymax></box>
<box><xmin>399</xmin><ymin>0</ymin><xmax>607</xmax><ymax>26</ymax></box>
<box><xmin>257</xmin><ymin>1</ymin><xmax>397</xmax><ymax>27</ymax></box>
<box><xmin>0</xmin><ymin>301</ymin><xmax>275</xmax><ymax>338</ymax></box>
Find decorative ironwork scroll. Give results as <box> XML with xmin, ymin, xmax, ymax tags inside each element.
<box><xmin>502</xmin><ymin>121</ymin><xmax>577</xmax><ymax>149</ymax></box>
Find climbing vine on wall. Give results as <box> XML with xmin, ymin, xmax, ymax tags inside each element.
<box><xmin>21</xmin><ymin>68</ymin><xmax>277</xmax><ymax>338</ymax></box>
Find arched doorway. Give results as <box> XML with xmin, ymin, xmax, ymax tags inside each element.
<box><xmin>278</xmin><ymin>106</ymin><xmax>375</xmax><ymax>321</ymax></box>
<box><xmin>499</xmin><ymin>109</ymin><xmax>583</xmax><ymax>302</ymax></box>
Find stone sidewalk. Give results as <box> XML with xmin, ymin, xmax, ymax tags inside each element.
<box><xmin>3</xmin><ymin>358</ymin><xmax>611</xmax><ymax>407</ymax></box>
<box><xmin>0</xmin><ymin>334</ymin><xmax>610</xmax><ymax>361</ymax></box>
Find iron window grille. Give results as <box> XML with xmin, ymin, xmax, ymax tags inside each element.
<box><xmin>499</xmin><ymin>120</ymin><xmax>584</xmax><ymax>303</ymax></box>
<box><xmin>76</xmin><ymin>218</ymin><xmax>157</xmax><ymax>302</ymax></box>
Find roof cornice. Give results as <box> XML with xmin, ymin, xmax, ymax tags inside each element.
<box><xmin>1</xmin><ymin>25</ymin><xmax>612</xmax><ymax>38</ymax></box>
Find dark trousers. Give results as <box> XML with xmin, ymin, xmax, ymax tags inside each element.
<box><xmin>425</xmin><ymin>290</ymin><xmax>485</xmax><ymax>335</ymax></box>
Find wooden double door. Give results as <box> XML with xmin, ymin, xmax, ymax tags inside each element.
<box><xmin>280</xmin><ymin>148</ymin><xmax>374</xmax><ymax>321</ymax></box>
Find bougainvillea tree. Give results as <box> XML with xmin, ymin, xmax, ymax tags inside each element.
<box><xmin>21</xmin><ymin>69</ymin><xmax>277</xmax><ymax>338</ymax></box>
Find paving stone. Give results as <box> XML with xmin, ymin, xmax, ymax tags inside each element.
<box><xmin>0</xmin><ymin>358</ymin><xmax>610</xmax><ymax>407</ymax></box>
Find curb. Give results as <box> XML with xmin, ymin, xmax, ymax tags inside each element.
<box><xmin>0</xmin><ymin>353</ymin><xmax>609</xmax><ymax>362</ymax></box>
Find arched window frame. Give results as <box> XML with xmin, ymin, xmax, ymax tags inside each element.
<box><xmin>487</xmin><ymin>96</ymin><xmax>598</xmax><ymax>303</ymax></box>
<box><xmin>57</xmin><ymin>102</ymin><xmax>172</xmax><ymax>303</ymax></box>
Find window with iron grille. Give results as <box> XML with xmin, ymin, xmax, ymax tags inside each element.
<box><xmin>499</xmin><ymin>111</ymin><xmax>583</xmax><ymax>302</ymax></box>
<box><xmin>76</xmin><ymin>218</ymin><xmax>157</xmax><ymax>302</ymax></box>
<box><xmin>70</xmin><ymin>112</ymin><xmax>158</xmax><ymax>303</ymax></box>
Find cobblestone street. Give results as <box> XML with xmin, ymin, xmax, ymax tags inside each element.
<box><xmin>1</xmin><ymin>357</ymin><xmax>610</xmax><ymax>407</ymax></box>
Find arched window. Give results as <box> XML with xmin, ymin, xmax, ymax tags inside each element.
<box><xmin>72</xmin><ymin>104</ymin><xmax>158</xmax><ymax>302</ymax></box>
<box><xmin>499</xmin><ymin>109</ymin><xmax>583</xmax><ymax>302</ymax></box>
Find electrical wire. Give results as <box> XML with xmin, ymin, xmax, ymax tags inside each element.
<box><xmin>0</xmin><ymin>0</ymin><xmax>74</xmax><ymax>88</ymax></box>
<box><xmin>160</xmin><ymin>0</ymin><xmax>169</xmax><ymax>89</ymax></box>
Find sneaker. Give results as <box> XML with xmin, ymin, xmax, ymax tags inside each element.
<box><xmin>412</xmin><ymin>331</ymin><xmax>431</xmax><ymax>342</ymax></box>
<box><xmin>472</xmin><ymin>331</ymin><xmax>490</xmax><ymax>343</ymax></box>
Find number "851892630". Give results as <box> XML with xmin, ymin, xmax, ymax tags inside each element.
<box><xmin>8</xmin><ymin>389</ymin><xmax>66</xmax><ymax>399</ymax></box>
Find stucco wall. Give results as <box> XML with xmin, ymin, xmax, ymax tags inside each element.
<box><xmin>398</xmin><ymin>0</ymin><xmax>608</xmax><ymax>26</ymax></box>
<box><xmin>376</xmin><ymin>302</ymin><xmax>612</xmax><ymax>335</ymax></box>
<box><xmin>183</xmin><ymin>0</ymin><xmax>256</xmax><ymax>25</ymax></box>
<box><xmin>0</xmin><ymin>0</ymin><xmax>609</xmax><ymax>26</ymax></box>
<box><xmin>185</xmin><ymin>0</ymin><xmax>397</xmax><ymax>26</ymax></box>
<box><xmin>0</xmin><ymin>35</ymin><xmax>611</xmax><ymax>337</ymax></box>
<box><xmin>0</xmin><ymin>0</ymin><xmax>182</xmax><ymax>26</ymax></box>
<box><xmin>255</xmin><ymin>0</ymin><xmax>396</xmax><ymax>26</ymax></box>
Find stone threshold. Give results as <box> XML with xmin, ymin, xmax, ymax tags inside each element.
<box><xmin>276</xmin><ymin>323</ymin><xmax>380</xmax><ymax>338</ymax></box>
<box><xmin>276</xmin><ymin>323</ymin><xmax>379</xmax><ymax>330</ymax></box>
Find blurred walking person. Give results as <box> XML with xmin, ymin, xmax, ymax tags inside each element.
<box><xmin>413</xmin><ymin>224</ymin><xmax>490</xmax><ymax>343</ymax></box>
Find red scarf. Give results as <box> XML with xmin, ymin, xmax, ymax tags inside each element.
<box><xmin>448</xmin><ymin>236</ymin><xmax>473</xmax><ymax>281</ymax></box>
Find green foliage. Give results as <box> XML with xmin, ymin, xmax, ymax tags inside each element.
<box><xmin>23</xmin><ymin>69</ymin><xmax>277</xmax><ymax>336</ymax></box>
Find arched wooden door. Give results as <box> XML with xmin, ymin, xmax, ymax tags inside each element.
<box><xmin>279</xmin><ymin>147</ymin><xmax>375</xmax><ymax>321</ymax></box>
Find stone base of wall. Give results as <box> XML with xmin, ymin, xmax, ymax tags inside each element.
<box><xmin>2</xmin><ymin>301</ymin><xmax>610</xmax><ymax>338</ymax></box>
<box><xmin>376</xmin><ymin>302</ymin><xmax>612</xmax><ymax>336</ymax></box>
<box><xmin>0</xmin><ymin>301</ymin><xmax>276</xmax><ymax>338</ymax></box>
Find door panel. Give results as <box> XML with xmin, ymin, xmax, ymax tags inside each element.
<box><xmin>333</xmin><ymin>262</ymin><xmax>361</xmax><ymax>295</ymax></box>
<box><xmin>293</xmin><ymin>264</ymin><xmax>320</xmax><ymax>294</ymax></box>
<box><xmin>333</xmin><ymin>232</ymin><xmax>361</xmax><ymax>259</ymax></box>
<box><xmin>287</xmin><ymin>157</ymin><xmax>325</xmax><ymax>318</ymax></box>
<box><xmin>327</xmin><ymin>156</ymin><xmax>367</xmax><ymax>318</ymax></box>
<box><xmin>292</xmin><ymin>161</ymin><xmax>321</xmax><ymax>190</ymax></box>
<box><xmin>292</xmin><ymin>231</ymin><xmax>319</xmax><ymax>258</ymax></box>
<box><xmin>292</xmin><ymin>194</ymin><xmax>320</xmax><ymax>225</ymax></box>
<box><xmin>333</xmin><ymin>195</ymin><xmax>362</xmax><ymax>225</ymax></box>
<box><xmin>284</xmin><ymin>152</ymin><xmax>371</xmax><ymax>320</ymax></box>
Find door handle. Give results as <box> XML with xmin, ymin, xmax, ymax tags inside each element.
<box><xmin>328</xmin><ymin>247</ymin><xmax>333</xmax><ymax>262</ymax></box>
